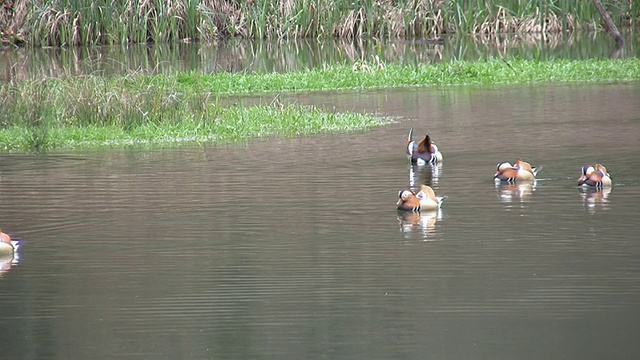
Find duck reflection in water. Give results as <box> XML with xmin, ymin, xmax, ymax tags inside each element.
<box><xmin>397</xmin><ymin>210</ymin><xmax>443</xmax><ymax>241</ymax></box>
<box><xmin>579</xmin><ymin>187</ymin><xmax>612</xmax><ymax>213</ymax></box>
<box><xmin>409</xmin><ymin>162</ymin><xmax>441</xmax><ymax>187</ymax></box>
<box><xmin>495</xmin><ymin>181</ymin><xmax>537</xmax><ymax>203</ymax></box>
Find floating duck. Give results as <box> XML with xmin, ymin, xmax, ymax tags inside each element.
<box><xmin>405</xmin><ymin>128</ymin><xmax>443</xmax><ymax>166</ymax></box>
<box><xmin>494</xmin><ymin>159</ymin><xmax>541</xmax><ymax>183</ymax></box>
<box><xmin>0</xmin><ymin>229</ymin><xmax>20</xmax><ymax>256</ymax></box>
<box><xmin>578</xmin><ymin>164</ymin><xmax>612</xmax><ymax>188</ymax></box>
<box><xmin>397</xmin><ymin>185</ymin><xmax>446</xmax><ymax>212</ymax></box>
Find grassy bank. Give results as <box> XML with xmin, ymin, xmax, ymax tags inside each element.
<box><xmin>153</xmin><ymin>58</ymin><xmax>640</xmax><ymax>94</ymax></box>
<box><xmin>1</xmin><ymin>58</ymin><xmax>639</xmax><ymax>152</ymax></box>
<box><xmin>0</xmin><ymin>79</ymin><xmax>382</xmax><ymax>152</ymax></box>
<box><xmin>1</xmin><ymin>0</ymin><xmax>637</xmax><ymax>46</ymax></box>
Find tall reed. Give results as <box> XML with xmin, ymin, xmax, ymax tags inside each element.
<box><xmin>0</xmin><ymin>79</ymin><xmax>54</xmax><ymax>151</ymax></box>
<box><xmin>2</xmin><ymin>0</ymin><xmax>635</xmax><ymax>46</ymax></box>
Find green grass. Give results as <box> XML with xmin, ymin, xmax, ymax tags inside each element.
<box><xmin>1</xmin><ymin>57</ymin><xmax>638</xmax><ymax>152</ymax></box>
<box><xmin>0</xmin><ymin>102</ymin><xmax>383</xmax><ymax>152</ymax></box>
<box><xmin>156</xmin><ymin>58</ymin><xmax>640</xmax><ymax>95</ymax></box>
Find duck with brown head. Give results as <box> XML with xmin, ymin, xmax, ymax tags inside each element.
<box><xmin>494</xmin><ymin>158</ymin><xmax>541</xmax><ymax>183</ymax></box>
<box><xmin>578</xmin><ymin>164</ymin><xmax>612</xmax><ymax>188</ymax></box>
<box><xmin>397</xmin><ymin>185</ymin><xmax>446</xmax><ymax>212</ymax></box>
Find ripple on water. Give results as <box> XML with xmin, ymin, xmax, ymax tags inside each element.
<box><xmin>2</xmin><ymin>84</ymin><xmax>640</xmax><ymax>359</ymax></box>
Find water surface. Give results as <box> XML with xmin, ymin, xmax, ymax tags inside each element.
<box><xmin>1</xmin><ymin>83</ymin><xmax>639</xmax><ymax>359</ymax></box>
<box><xmin>2</xmin><ymin>32</ymin><xmax>639</xmax><ymax>82</ymax></box>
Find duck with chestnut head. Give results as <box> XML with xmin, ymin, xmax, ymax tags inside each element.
<box><xmin>397</xmin><ymin>185</ymin><xmax>446</xmax><ymax>212</ymax></box>
<box><xmin>578</xmin><ymin>164</ymin><xmax>612</xmax><ymax>188</ymax></box>
<box><xmin>494</xmin><ymin>158</ymin><xmax>541</xmax><ymax>183</ymax></box>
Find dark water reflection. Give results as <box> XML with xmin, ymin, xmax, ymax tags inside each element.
<box><xmin>1</xmin><ymin>83</ymin><xmax>640</xmax><ymax>359</ymax></box>
<box><xmin>2</xmin><ymin>32</ymin><xmax>639</xmax><ymax>82</ymax></box>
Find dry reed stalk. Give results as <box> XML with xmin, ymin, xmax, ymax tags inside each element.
<box><xmin>337</xmin><ymin>9</ymin><xmax>357</xmax><ymax>38</ymax></box>
<box><xmin>547</xmin><ymin>14</ymin><xmax>562</xmax><ymax>32</ymax></box>
<box><xmin>432</xmin><ymin>9</ymin><xmax>443</xmax><ymax>35</ymax></box>
<box><xmin>71</xmin><ymin>16</ymin><xmax>80</xmax><ymax>45</ymax></box>
<box><xmin>279</xmin><ymin>0</ymin><xmax>294</xmax><ymax>18</ymax></box>
<box><xmin>565</xmin><ymin>13</ymin><xmax>576</xmax><ymax>31</ymax></box>
<box><xmin>10</xmin><ymin>0</ymin><xmax>26</xmax><ymax>35</ymax></box>
<box><xmin>389</xmin><ymin>8</ymin><xmax>404</xmax><ymax>38</ymax></box>
<box><xmin>302</xmin><ymin>1</ymin><xmax>316</xmax><ymax>38</ymax></box>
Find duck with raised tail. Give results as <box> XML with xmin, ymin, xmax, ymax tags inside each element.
<box><xmin>405</xmin><ymin>128</ymin><xmax>443</xmax><ymax>166</ymax></box>
<box><xmin>494</xmin><ymin>159</ymin><xmax>541</xmax><ymax>183</ymax></box>
<box><xmin>397</xmin><ymin>185</ymin><xmax>446</xmax><ymax>212</ymax></box>
<box><xmin>578</xmin><ymin>163</ymin><xmax>612</xmax><ymax>188</ymax></box>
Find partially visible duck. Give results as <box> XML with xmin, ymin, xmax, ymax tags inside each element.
<box><xmin>578</xmin><ymin>164</ymin><xmax>612</xmax><ymax>188</ymax></box>
<box><xmin>494</xmin><ymin>159</ymin><xmax>541</xmax><ymax>183</ymax></box>
<box><xmin>397</xmin><ymin>185</ymin><xmax>446</xmax><ymax>212</ymax></box>
<box><xmin>0</xmin><ymin>229</ymin><xmax>20</xmax><ymax>256</ymax></box>
<box><xmin>406</xmin><ymin>128</ymin><xmax>443</xmax><ymax>166</ymax></box>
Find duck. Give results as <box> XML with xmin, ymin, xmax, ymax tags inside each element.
<box><xmin>578</xmin><ymin>164</ymin><xmax>612</xmax><ymax>188</ymax></box>
<box><xmin>405</xmin><ymin>128</ymin><xmax>443</xmax><ymax>166</ymax></box>
<box><xmin>397</xmin><ymin>185</ymin><xmax>445</xmax><ymax>212</ymax></box>
<box><xmin>0</xmin><ymin>229</ymin><xmax>20</xmax><ymax>256</ymax></box>
<box><xmin>494</xmin><ymin>159</ymin><xmax>541</xmax><ymax>183</ymax></box>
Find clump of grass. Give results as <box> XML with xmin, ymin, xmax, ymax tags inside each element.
<box><xmin>2</xmin><ymin>0</ymin><xmax>638</xmax><ymax>46</ymax></box>
<box><xmin>0</xmin><ymin>79</ymin><xmax>55</xmax><ymax>151</ymax></box>
<box><xmin>0</xmin><ymin>104</ymin><xmax>382</xmax><ymax>151</ymax></box>
<box><xmin>0</xmin><ymin>75</ymin><xmax>384</xmax><ymax>152</ymax></box>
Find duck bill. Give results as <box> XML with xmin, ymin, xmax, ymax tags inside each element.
<box><xmin>577</xmin><ymin>174</ymin><xmax>587</xmax><ymax>184</ymax></box>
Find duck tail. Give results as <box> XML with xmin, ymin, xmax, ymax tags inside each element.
<box><xmin>419</xmin><ymin>185</ymin><xmax>438</xmax><ymax>201</ymax></box>
<box><xmin>10</xmin><ymin>240</ymin><xmax>21</xmax><ymax>251</ymax></box>
<box><xmin>406</xmin><ymin>128</ymin><xmax>414</xmax><ymax>145</ymax></box>
<box><xmin>531</xmin><ymin>165</ymin><xmax>542</xmax><ymax>177</ymax></box>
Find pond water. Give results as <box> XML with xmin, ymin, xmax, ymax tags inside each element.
<box><xmin>1</xmin><ymin>32</ymin><xmax>639</xmax><ymax>82</ymax></box>
<box><xmin>1</xmin><ymin>82</ymin><xmax>639</xmax><ymax>359</ymax></box>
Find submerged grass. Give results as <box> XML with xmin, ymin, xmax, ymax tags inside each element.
<box><xmin>1</xmin><ymin>57</ymin><xmax>638</xmax><ymax>152</ymax></box>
